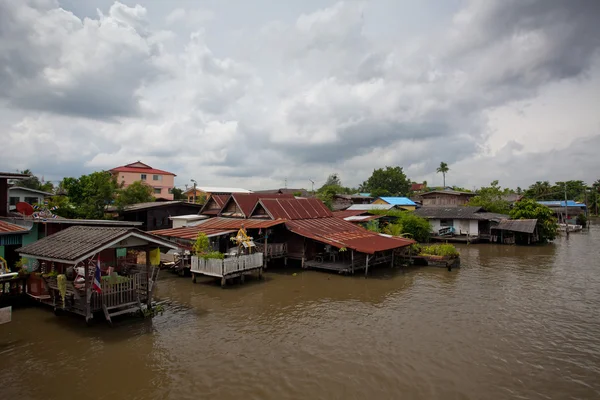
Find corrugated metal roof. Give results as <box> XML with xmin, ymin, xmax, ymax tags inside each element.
<box><xmin>8</xmin><ymin>187</ymin><xmax>53</xmax><ymax>196</ymax></box>
<box><xmin>344</xmin><ymin>215</ymin><xmax>381</xmax><ymax>222</ymax></box>
<box><xmin>378</xmin><ymin>197</ymin><xmax>417</xmax><ymax>206</ymax></box>
<box><xmin>347</xmin><ymin>204</ymin><xmax>394</xmax><ymax>211</ymax></box>
<box><xmin>538</xmin><ymin>201</ymin><xmax>587</xmax><ymax>208</ymax></box>
<box><xmin>152</xmin><ymin>218</ymin><xmax>285</xmax><ymax>240</ymax></box>
<box><xmin>109</xmin><ymin>201</ymin><xmax>203</xmax><ymax>213</ymax></box>
<box><xmin>16</xmin><ymin>226</ymin><xmax>179</xmax><ymax>263</ymax></box>
<box><xmin>414</xmin><ymin>206</ymin><xmax>485</xmax><ymax>220</ymax></box>
<box><xmin>285</xmin><ymin>218</ymin><xmax>414</xmax><ymax>254</ymax></box>
<box><xmin>0</xmin><ymin>220</ymin><xmax>30</xmax><ymax>235</ymax></box>
<box><xmin>420</xmin><ymin>190</ymin><xmax>476</xmax><ymax>197</ymax></box>
<box><xmin>333</xmin><ymin>210</ymin><xmax>368</xmax><ymax>219</ymax></box>
<box><xmin>257</xmin><ymin>198</ymin><xmax>332</xmax><ymax>220</ymax></box>
<box><xmin>196</xmin><ymin>187</ymin><xmax>252</xmax><ymax>194</ymax></box>
<box><xmin>227</xmin><ymin>193</ymin><xmax>296</xmax><ymax>218</ymax></box>
<box><xmin>493</xmin><ymin>219</ymin><xmax>538</xmax><ymax>233</ymax></box>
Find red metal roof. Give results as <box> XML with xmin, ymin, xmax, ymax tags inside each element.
<box><xmin>110</xmin><ymin>163</ymin><xmax>175</xmax><ymax>176</ymax></box>
<box><xmin>256</xmin><ymin>198</ymin><xmax>332</xmax><ymax>220</ymax></box>
<box><xmin>212</xmin><ymin>194</ymin><xmax>230</xmax><ymax>207</ymax></box>
<box><xmin>0</xmin><ymin>220</ymin><xmax>29</xmax><ymax>234</ymax></box>
<box><xmin>151</xmin><ymin>218</ymin><xmax>285</xmax><ymax>240</ymax></box>
<box><xmin>221</xmin><ymin>193</ymin><xmax>295</xmax><ymax>218</ymax></box>
<box><xmin>332</xmin><ymin>210</ymin><xmax>368</xmax><ymax>219</ymax></box>
<box><xmin>285</xmin><ymin>218</ymin><xmax>414</xmax><ymax>254</ymax></box>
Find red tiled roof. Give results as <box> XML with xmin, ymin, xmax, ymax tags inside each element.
<box><xmin>221</xmin><ymin>193</ymin><xmax>295</xmax><ymax>218</ymax></box>
<box><xmin>152</xmin><ymin>218</ymin><xmax>285</xmax><ymax>240</ymax></box>
<box><xmin>285</xmin><ymin>218</ymin><xmax>414</xmax><ymax>254</ymax></box>
<box><xmin>110</xmin><ymin>164</ymin><xmax>175</xmax><ymax>176</ymax></box>
<box><xmin>255</xmin><ymin>198</ymin><xmax>332</xmax><ymax>220</ymax></box>
<box><xmin>0</xmin><ymin>220</ymin><xmax>30</xmax><ymax>234</ymax></box>
<box><xmin>411</xmin><ymin>183</ymin><xmax>425</xmax><ymax>191</ymax></box>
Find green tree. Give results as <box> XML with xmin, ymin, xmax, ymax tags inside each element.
<box><xmin>324</xmin><ymin>173</ymin><xmax>342</xmax><ymax>187</ymax></box>
<box><xmin>60</xmin><ymin>171</ymin><xmax>119</xmax><ymax>219</ymax></box>
<box><xmin>524</xmin><ymin>181</ymin><xmax>552</xmax><ymax>200</ymax></box>
<box><xmin>436</xmin><ymin>162</ymin><xmax>449</xmax><ymax>187</ymax></box>
<box><xmin>510</xmin><ymin>199</ymin><xmax>558</xmax><ymax>243</ymax></box>
<box><xmin>171</xmin><ymin>187</ymin><xmax>185</xmax><ymax>200</ymax></box>
<box><xmin>468</xmin><ymin>180</ymin><xmax>511</xmax><ymax>214</ymax></box>
<box><xmin>369</xmin><ymin>210</ymin><xmax>431</xmax><ymax>242</ymax></box>
<box><xmin>115</xmin><ymin>181</ymin><xmax>154</xmax><ymax>209</ymax></box>
<box><xmin>13</xmin><ymin>169</ymin><xmax>54</xmax><ymax>192</ymax></box>
<box><xmin>361</xmin><ymin>166</ymin><xmax>410</xmax><ymax>196</ymax></box>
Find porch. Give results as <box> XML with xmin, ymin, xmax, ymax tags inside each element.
<box><xmin>303</xmin><ymin>251</ymin><xmax>394</xmax><ymax>275</ymax></box>
<box><xmin>190</xmin><ymin>253</ymin><xmax>264</xmax><ymax>287</ymax></box>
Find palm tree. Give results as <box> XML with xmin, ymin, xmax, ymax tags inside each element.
<box><xmin>436</xmin><ymin>162</ymin><xmax>449</xmax><ymax>187</ymax></box>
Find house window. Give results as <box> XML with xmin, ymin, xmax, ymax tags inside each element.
<box><xmin>141</xmin><ymin>174</ymin><xmax>147</xmax><ymax>180</ymax></box>
<box><xmin>9</xmin><ymin>197</ymin><xmax>19</xmax><ymax>206</ymax></box>
<box><xmin>24</xmin><ymin>197</ymin><xmax>39</xmax><ymax>205</ymax></box>
<box><xmin>153</xmin><ymin>188</ymin><xmax>162</xmax><ymax>194</ymax></box>
<box><xmin>440</xmin><ymin>219</ymin><xmax>454</xmax><ymax>227</ymax></box>
<box><xmin>153</xmin><ymin>175</ymin><xmax>162</xmax><ymax>181</ymax></box>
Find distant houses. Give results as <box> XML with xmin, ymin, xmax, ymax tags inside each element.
<box><xmin>372</xmin><ymin>197</ymin><xmax>417</xmax><ymax>211</ymax></box>
<box><xmin>331</xmin><ymin>194</ymin><xmax>373</xmax><ymax>211</ymax></box>
<box><xmin>184</xmin><ymin>186</ymin><xmax>251</xmax><ymax>203</ymax></box>
<box><xmin>110</xmin><ymin>161</ymin><xmax>176</xmax><ymax>201</ymax></box>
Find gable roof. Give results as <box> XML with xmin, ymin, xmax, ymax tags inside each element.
<box><xmin>219</xmin><ymin>193</ymin><xmax>295</xmax><ymax>218</ymax></box>
<box><xmin>8</xmin><ymin>186</ymin><xmax>53</xmax><ymax>196</ymax></box>
<box><xmin>253</xmin><ymin>198</ymin><xmax>332</xmax><ymax>220</ymax></box>
<box><xmin>200</xmin><ymin>194</ymin><xmax>230</xmax><ymax>215</ymax></box>
<box><xmin>16</xmin><ymin>226</ymin><xmax>178</xmax><ymax>264</ymax></box>
<box><xmin>414</xmin><ymin>206</ymin><xmax>508</xmax><ymax>220</ymax></box>
<box><xmin>112</xmin><ymin>201</ymin><xmax>203</xmax><ymax>213</ymax></box>
<box><xmin>285</xmin><ymin>218</ymin><xmax>414</xmax><ymax>254</ymax></box>
<box><xmin>152</xmin><ymin>217</ymin><xmax>285</xmax><ymax>241</ymax></box>
<box><xmin>377</xmin><ymin>197</ymin><xmax>417</xmax><ymax>206</ymax></box>
<box><xmin>110</xmin><ymin>162</ymin><xmax>175</xmax><ymax>176</ymax></box>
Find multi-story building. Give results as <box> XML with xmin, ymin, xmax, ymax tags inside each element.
<box><xmin>110</xmin><ymin>161</ymin><xmax>176</xmax><ymax>200</ymax></box>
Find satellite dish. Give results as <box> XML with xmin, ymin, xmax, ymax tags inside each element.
<box><xmin>16</xmin><ymin>202</ymin><xmax>34</xmax><ymax>216</ymax></box>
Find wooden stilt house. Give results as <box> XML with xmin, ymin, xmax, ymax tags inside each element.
<box><xmin>16</xmin><ymin>226</ymin><xmax>179</xmax><ymax>325</ymax></box>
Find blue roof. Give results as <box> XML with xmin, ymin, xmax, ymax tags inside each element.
<box><xmin>537</xmin><ymin>200</ymin><xmax>586</xmax><ymax>208</ymax></box>
<box><xmin>378</xmin><ymin>197</ymin><xmax>417</xmax><ymax>206</ymax></box>
<box><xmin>358</xmin><ymin>193</ymin><xmax>371</xmax><ymax>197</ymax></box>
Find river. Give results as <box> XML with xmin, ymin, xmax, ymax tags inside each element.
<box><xmin>2</xmin><ymin>223</ymin><xmax>600</xmax><ymax>400</ymax></box>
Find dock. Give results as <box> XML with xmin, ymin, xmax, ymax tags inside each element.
<box><xmin>190</xmin><ymin>253</ymin><xmax>264</xmax><ymax>287</ymax></box>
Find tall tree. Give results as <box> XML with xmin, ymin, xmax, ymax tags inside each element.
<box><xmin>436</xmin><ymin>162</ymin><xmax>449</xmax><ymax>187</ymax></box>
<box><xmin>171</xmin><ymin>187</ymin><xmax>185</xmax><ymax>201</ymax></box>
<box><xmin>468</xmin><ymin>180</ymin><xmax>511</xmax><ymax>214</ymax></box>
<box><xmin>60</xmin><ymin>171</ymin><xmax>119</xmax><ymax>219</ymax></box>
<box><xmin>361</xmin><ymin>166</ymin><xmax>410</xmax><ymax>196</ymax></box>
<box><xmin>115</xmin><ymin>181</ymin><xmax>154</xmax><ymax>209</ymax></box>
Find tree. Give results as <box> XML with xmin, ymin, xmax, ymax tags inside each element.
<box><xmin>510</xmin><ymin>199</ymin><xmax>558</xmax><ymax>243</ymax></box>
<box><xmin>317</xmin><ymin>173</ymin><xmax>353</xmax><ymax>209</ymax></box>
<box><xmin>468</xmin><ymin>180</ymin><xmax>511</xmax><ymax>214</ymax></box>
<box><xmin>436</xmin><ymin>162</ymin><xmax>449</xmax><ymax>187</ymax></box>
<box><xmin>13</xmin><ymin>169</ymin><xmax>54</xmax><ymax>193</ymax></box>
<box><xmin>361</xmin><ymin>166</ymin><xmax>410</xmax><ymax>196</ymax></box>
<box><xmin>60</xmin><ymin>171</ymin><xmax>119</xmax><ymax>219</ymax></box>
<box><xmin>171</xmin><ymin>187</ymin><xmax>185</xmax><ymax>201</ymax></box>
<box><xmin>115</xmin><ymin>181</ymin><xmax>154</xmax><ymax>209</ymax></box>
<box><xmin>324</xmin><ymin>173</ymin><xmax>342</xmax><ymax>187</ymax></box>
<box><xmin>369</xmin><ymin>209</ymin><xmax>431</xmax><ymax>242</ymax></box>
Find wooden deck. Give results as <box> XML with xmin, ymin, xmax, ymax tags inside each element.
<box><xmin>431</xmin><ymin>235</ymin><xmax>480</xmax><ymax>243</ymax></box>
<box><xmin>304</xmin><ymin>254</ymin><xmax>393</xmax><ymax>275</ymax></box>
<box><xmin>190</xmin><ymin>253</ymin><xmax>264</xmax><ymax>286</ymax></box>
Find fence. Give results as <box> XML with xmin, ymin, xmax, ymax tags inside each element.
<box><xmin>191</xmin><ymin>253</ymin><xmax>264</xmax><ymax>278</ymax></box>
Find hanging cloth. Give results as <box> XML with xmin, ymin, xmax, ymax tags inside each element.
<box><xmin>150</xmin><ymin>248</ymin><xmax>161</xmax><ymax>266</ymax></box>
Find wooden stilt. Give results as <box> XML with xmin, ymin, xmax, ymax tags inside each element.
<box><xmin>145</xmin><ymin>246</ymin><xmax>151</xmax><ymax>308</ymax></box>
<box><xmin>351</xmin><ymin>250</ymin><xmax>354</xmax><ymax>275</ymax></box>
<box><xmin>191</xmin><ymin>272</ymin><xmax>197</xmax><ymax>283</ymax></box>
<box><xmin>391</xmin><ymin>251</ymin><xmax>395</xmax><ymax>268</ymax></box>
<box><xmin>364</xmin><ymin>255</ymin><xmax>370</xmax><ymax>277</ymax></box>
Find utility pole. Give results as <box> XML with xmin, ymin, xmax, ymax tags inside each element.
<box><xmin>191</xmin><ymin>179</ymin><xmax>197</xmax><ymax>203</ymax></box>
<box><xmin>309</xmin><ymin>179</ymin><xmax>315</xmax><ymax>194</ymax></box>
<box><xmin>564</xmin><ymin>182</ymin><xmax>569</xmax><ymax>240</ymax></box>
<box><xmin>284</xmin><ymin>178</ymin><xmax>287</xmax><ymax>189</ymax></box>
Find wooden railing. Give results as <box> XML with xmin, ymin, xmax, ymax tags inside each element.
<box><xmin>91</xmin><ymin>273</ymin><xmax>142</xmax><ymax>310</ymax></box>
<box><xmin>191</xmin><ymin>253</ymin><xmax>264</xmax><ymax>278</ymax></box>
<box><xmin>255</xmin><ymin>243</ymin><xmax>287</xmax><ymax>258</ymax></box>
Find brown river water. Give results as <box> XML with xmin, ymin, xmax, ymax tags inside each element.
<box><xmin>2</xmin><ymin>223</ymin><xmax>600</xmax><ymax>400</ymax></box>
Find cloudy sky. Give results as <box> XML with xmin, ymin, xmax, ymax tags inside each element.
<box><xmin>1</xmin><ymin>0</ymin><xmax>599</xmax><ymax>191</ymax></box>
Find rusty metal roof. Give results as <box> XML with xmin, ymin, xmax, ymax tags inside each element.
<box><xmin>0</xmin><ymin>220</ymin><xmax>30</xmax><ymax>235</ymax></box>
<box><xmin>285</xmin><ymin>218</ymin><xmax>414</xmax><ymax>254</ymax></box>
<box><xmin>152</xmin><ymin>218</ymin><xmax>285</xmax><ymax>240</ymax></box>
<box><xmin>333</xmin><ymin>210</ymin><xmax>369</xmax><ymax>219</ymax></box>
<box><xmin>16</xmin><ymin>226</ymin><xmax>179</xmax><ymax>263</ymax></box>
<box><xmin>255</xmin><ymin>198</ymin><xmax>332</xmax><ymax>220</ymax></box>
<box><xmin>492</xmin><ymin>219</ymin><xmax>538</xmax><ymax>233</ymax></box>
<box><xmin>220</xmin><ymin>193</ymin><xmax>296</xmax><ymax>218</ymax></box>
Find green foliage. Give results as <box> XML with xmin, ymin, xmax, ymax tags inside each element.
<box><xmin>510</xmin><ymin>199</ymin><xmax>558</xmax><ymax>243</ymax></box>
<box><xmin>316</xmin><ymin>174</ymin><xmax>353</xmax><ymax>210</ymax></box>
<box><xmin>419</xmin><ymin>243</ymin><xmax>459</xmax><ymax>257</ymax></box>
<box><xmin>192</xmin><ymin>232</ymin><xmax>211</xmax><ymax>255</ymax></box>
<box><xmin>576</xmin><ymin>213</ymin><xmax>587</xmax><ymax>226</ymax></box>
<box><xmin>293</xmin><ymin>191</ymin><xmax>302</xmax><ymax>197</ymax></box>
<box><xmin>116</xmin><ymin>181</ymin><xmax>154</xmax><ymax>209</ymax></box>
<box><xmin>365</xmin><ymin>220</ymin><xmax>381</xmax><ymax>233</ymax></box>
<box><xmin>523</xmin><ymin>180</ymin><xmax>588</xmax><ymax>202</ymax></box>
<box><xmin>360</xmin><ymin>166</ymin><xmax>410</xmax><ymax>196</ymax></box>
<box><xmin>324</xmin><ymin>173</ymin><xmax>342</xmax><ymax>187</ymax></box>
<box><xmin>59</xmin><ymin>171</ymin><xmax>119</xmax><ymax>219</ymax></box>
<box><xmin>468</xmin><ymin>180</ymin><xmax>511</xmax><ymax>214</ymax></box>
<box><xmin>14</xmin><ymin>169</ymin><xmax>54</xmax><ymax>192</ymax></box>
<box><xmin>201</xmin><ymin>251</ymin><xmax>225</xmax><ymax>260</ymax></box>
<box><xmin>368</xmin><ymin>209</ymin><xmax>431</xmax><ymax>242</ymax></box>
<box><xmin>171</xmin><ymin>187</ymin><xmax>185</xmax><ymax>200</ymax></box>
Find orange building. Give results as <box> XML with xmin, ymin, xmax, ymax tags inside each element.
<box><xmin>110</xmin><ymin>161</ymin><xmax>176</xmax><ymax>200</ymax></box>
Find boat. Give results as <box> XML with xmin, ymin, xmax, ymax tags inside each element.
<box><xmin>558</xmin><ymin>223</ymin><xmax>583</xmax><ymax>232</ymax></box>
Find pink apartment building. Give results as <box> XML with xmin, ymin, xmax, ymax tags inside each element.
<box><xmin>110</xmin><ymin>161</ymin><xmax>176</xmax><ymax>200</ymax></box>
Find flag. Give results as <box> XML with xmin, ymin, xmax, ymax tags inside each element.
<box><xmin>93</xmin><ymin>258</ymin><xmax>102</xmax><ymax>293</ymax></box>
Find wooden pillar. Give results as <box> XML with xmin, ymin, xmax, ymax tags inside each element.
<box><xmin>351</xmin><ymin>250</ymin><xmax>354</xmax><ymax>275</ymax></box>
<box><xmin>364</xmin><ymin>255</ymin><xmax>370</xmax><ymax>277</ymax></box>
<box><xmin>391</xmin><ymin>250</ymin><xmax>395</xmax><ymax>268</ymax></box>
<box><xmin>263</xmin><ymin>234</ymin><xmax>268</xmax><ymax>269</ymax></box>
<box><xmin>145</xmin><ymin>246</ymin><xmax>151</xmax><ymax>307</ymax></box>
<box><xmin>84</xmin><ymin>261</ymin><xmax>91</xmax><ymax>322</ymax></box>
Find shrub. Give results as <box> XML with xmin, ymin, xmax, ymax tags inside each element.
<box><xmin>419</xmin><ymin>243</ymin><xmax>459</xmax><ymax>257</ymax></box>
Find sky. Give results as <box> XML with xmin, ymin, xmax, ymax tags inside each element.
<box><xmin>1</xmin><ymin>0</ymin><xmax>599</xmax><ymax>192</ymax></box>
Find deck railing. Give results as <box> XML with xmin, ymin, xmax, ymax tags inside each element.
<box><xmin>91</xmin><ymin>273</ymin><xmax>142</xmax><ymax>310</ymax></box>
<box><xmin>255</xmin><ymin>243</ymin><xmax>287</xmax><ymax>258</ymax></box>
<box><xmin>191</xmin><ymin>253</ymin><xmax>264</xmax><ymax>278</ymax></box>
